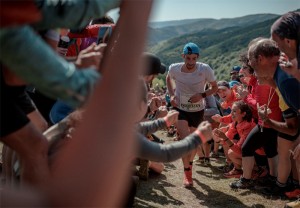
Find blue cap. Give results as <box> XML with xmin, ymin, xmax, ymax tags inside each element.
<box><xmin>229</xmin><ymin>80</ymin><xmax>240</xmax><ymax>88</ymax></box>
<box><xmin>232</xmin><ymin>65</ymin><xmax>241</xmax><ymax>72</ymax></box>
<box><xmin>183</xmin><ymin>42</ymin><xmax>200</xmax><ymax>55</ymax></box>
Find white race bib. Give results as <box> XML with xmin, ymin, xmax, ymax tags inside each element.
<box><xmin>180</xmin><ymin>94</ymin><xmax>205</xmax><ymax>112</ymax></box>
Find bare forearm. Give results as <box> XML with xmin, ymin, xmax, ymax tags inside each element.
<box><xmin>204</xmin><ymin>84</ymin><xmax>218</xmax><ymax>97</ymax></box>
<box><xmin>265</xmin><ymin>118</ymin><xmax>298</xmax><ymax>136</ymax></box>
<box><xmin>166</xmin><ymin>76</ymin><xmax>174</xmax><ymax>96</ymax></box>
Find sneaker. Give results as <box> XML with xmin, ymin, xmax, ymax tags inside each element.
<box><xmin>167</xmin><ymin>127</ymin><xmax>176</xmax><ymax>137</ymax></box>
<box><xmin>218</xmin><ymin>163</ymin><xmax>234</xmax><ymax>173</ymax></box>
<box><xmin>285</xmin><ymin>198</ymin><xmax>300</xmax><ymax>208</ymax></box>
<box><xmin>210</xmin><ymin>152</ymin><xmax>220</xmax><ymax>158</ymax></box>
<box><xmin>195</xmin><ymin>157</ymin><xmax>205</xmax><ymax>164</ymax></box>
<box><xmin>183</xmin><ymin>170</ymin><xmax>193</xmax><ymax>188</ymax></box>
<box><xmin>137</xmin><ymin>159</ymin><xmax>149</xmax><ymax>181</ymax></box>
<box><xmin>230</xmin><ymin>177</ymin><xmax>254</xmax><ymax>189</ymax></box>
<box><xmin>251</xmin><ymin>166</ymin><xmax>268</xmax><ymax>180</ymax></box>
<box><xmin>256</xmin><ymin>174</ymin><xmax>276</xmax><ymax>188</ymax></box>
<box><xmin>286</xmin><ymin>188</ymin><xmax>300</xmax><ymax>199</ymax></box>
<box><xmin>203</xmin><ymin>158</ymin><xmax>211</xmax><ymax>166</ymax></box>
<box><xmin>262</xmin><ymin>183</ymin><xmax>289</xmax><ymax>197</ymax></box>
<box><xmin>151</xmin><ymin>134</ymin><xmax>165</xmax><ymax>144</ymax></box>
<box><xmin>224</xmin><ymin>168</ymin><xmax>243</xmax><ymax>178</ymax></box>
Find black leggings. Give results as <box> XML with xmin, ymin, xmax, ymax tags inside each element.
<box><xmin>242</xmin><ymin>125</ymin><xmax>278</xmax><ymax>158</ymax></box>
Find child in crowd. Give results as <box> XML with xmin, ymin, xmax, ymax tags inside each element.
<box><xmin>213</xmin><ymin>101</ymin><xmax>255</xmax><ymax>178</ymax></box>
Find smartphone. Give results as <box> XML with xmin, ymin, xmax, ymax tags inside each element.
<box><xmin>97</xmin><ymin>25</ymin><xmax>113</xmax><ymax>44</ymax></box>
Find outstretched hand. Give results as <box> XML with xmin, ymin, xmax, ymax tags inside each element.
<box><xmin>212</xmin><ymin>114</ymin><xmax>222</xmax><ymax>123</ymax></box>
<box><xmin>75</xmin><ymin>43</ymin><xmax>107</xmax><ymax>70</ymax></box>
<box><xmin>213</xmin><ymin>128</ymin><xmax>227</xmax><ymax>140</ymax></box>
<box><xmin>149</xmin><ymin>96</ymin><xmax>162</xmax><ymax>112</ymax></box>
<box><xmin>164</xmin><ymin>110</ymin><xmax>179</xmax><ymax>126</ymax></box>
<box><xmin>235</xmin><ymin>85</ymin><xmax>248</xmax><ymax>99</ymax></box>
<box><xmin>196</xmin><ymin>121</ymin><xmax>212</xmax><ymax>143</ymax></box>
<box><xmin>279</xmin><ymin>53</ymin><xmax>299</xmax><ymax>81</ymax></box>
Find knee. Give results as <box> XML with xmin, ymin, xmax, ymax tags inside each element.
<box><xmin>241</xmin><ymin>145</ymin><xmax>253</xmax><ymax>157</ymax></box>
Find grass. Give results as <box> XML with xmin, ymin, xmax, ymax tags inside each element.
<box><xmin>134</xmin><ymin>131</ymin><xmax>290</xmax><ymax>208</ymax></box>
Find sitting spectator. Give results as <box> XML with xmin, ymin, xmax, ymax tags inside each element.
<box><xmin>213</xmin><ymin>101</ymin><xmax>256</xmax><ymax>178</ymax></box>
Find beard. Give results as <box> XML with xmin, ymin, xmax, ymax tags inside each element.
<box><xmin>186</xmin><ymin>64</ymin><xmax>195</xmax><ymax>70</ymax></box>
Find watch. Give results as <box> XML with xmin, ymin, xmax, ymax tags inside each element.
<box><xmin>201</xmin><ymin>92</ymin><xmax>207</xmax><ymax>98</ymax></box>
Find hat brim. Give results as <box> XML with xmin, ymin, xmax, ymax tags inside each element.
<box><xmin>217</xmin><ymin>86</ymin><xmax>229</xmax><ymax>90</ymax></box>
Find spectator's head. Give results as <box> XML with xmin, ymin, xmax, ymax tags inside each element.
<box><xmin>89</xmin><ymin>15</ymin><xmax>115</xmax><ymax>25</ymax></box>
<box><xmin>248</xmin><ymin>38</ymin><xmax>280</xmax><ymax>79</ymax></box>
<box><xmin>142</xmin><ymin>53</ymin><xmax>166</xmax><ymax>83</ymax></box>
<box><xmin>231</xmin><ymin>101</ymin><xmax>252</xmax><ymax>123</ymax></box>
<box><xmin>217</xmin><ymin>81</ymin><xmax>231</xmax><ymax>101</ymax></box>
<box><xmin>229</xmin><ymin>80</ymin><xmax>240</xmax><ymax>88</ymax></box>
<box><xmin>230</xmin><ymin>65</ymin><xmax>241</xmax><ymax>81</ymax></box>
<box><xmin>271</xmin><ymin>11</ymin><xmax>300</xmax><ymax>60</ymax></box>
<box><xmin>239</xmin><ymin>51</ymin><xmax>255</xmax><ymax>85</ymax></box>
<box><xmin>182</xmin><ymin>42</ymin><xmax>200</xmax><ymax>70</ymax></box>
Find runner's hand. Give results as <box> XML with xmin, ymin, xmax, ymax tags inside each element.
<box><xmin>189</xmin><ymin>93</ymin><xmax>203</xmax><ymax>103</ymax></box>
<box><xmin>170</xmin><ymin>95</ymin><xmax>178</xmax><ymax>108</ymax></box>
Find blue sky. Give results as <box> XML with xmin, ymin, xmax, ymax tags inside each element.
<box><xmin>108</xmin><ymin>0</ymin><xmax>299</xmax><ymax>22</ymax></box>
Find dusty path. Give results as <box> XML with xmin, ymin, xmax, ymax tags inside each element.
<box><xmin>135</xmin><ymin>131</ymin><xmax>289</xmax><ymax>208</ymax></box>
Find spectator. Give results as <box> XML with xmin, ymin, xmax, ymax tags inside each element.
<box><xmin>271</xmin><ymin>11</ymin><xmax>300</xmax><ymax>81</ymax></box>
<box><xmin>213</xmin><ymin>101</ymin><xmax>256</xmax><ymax>178</ymax></box>
<box><xmin>247</xmin><ymin>38</ymin><xmax>300</xmax><ymax>201</ymax></box>
<box><xmin>230</xmin><ymin>65</ymin><xmax>241</xmax><ymax>82</ymax></box>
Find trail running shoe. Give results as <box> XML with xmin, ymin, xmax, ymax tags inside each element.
<box><xmin>210</xmin><ymin>152</ymin><xmax>220</xmax><ymax>158</ymax></box>
<box><xmin>183</xmin><ymin>170</ymin><xmax>193</xmax><ymax>188</ymax></box>
<box><xmin>230</xmin><ymin>177</ymin><xmax>254</xmax><ymax>189</ymax></box>
<box><xmin>286</xmin><ymin>188</ymin><xmax>300</xmax><ymax>199</ymax></box>
<box><xmin>262</xmin><ymin>183</ymin><xmax>289</xmax><ymax>197</ymax></box>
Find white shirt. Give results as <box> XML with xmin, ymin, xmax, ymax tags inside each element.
<box><xmin>168</xmin><ymin>62</ymin><xmax>215</xmax><ymax>112</ymax></box>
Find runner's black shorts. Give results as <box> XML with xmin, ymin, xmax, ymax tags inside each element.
<box><xmin>173</xmin><ymin>107</ymin><xmax>204</xmax><ymax>128</ymax></box>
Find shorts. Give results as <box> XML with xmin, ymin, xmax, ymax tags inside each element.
<box><xmin>242</xmin><ymin>125</ymin><xmax>278</xmax><ymax>158</ymax></box>
<box><xmin>254</xmin><ymin>152</ymin><xmax>268</xmax><ymax>167</ymax></box>
<box><xmin>278</xmin><ymin>109</ymin><xmax>300</xmax><ymax>141</ymax></box>
<box><xmin>0</xmin><ymin>71</ymin><xmax>35</xmax><ymax>137</ymax></box>
<box><xmin>173</xmin><ymin>107</ymin><xmax>204</xmax><ymax>128</ymax></box>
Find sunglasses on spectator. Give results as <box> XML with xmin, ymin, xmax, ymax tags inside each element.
<box><xmin>230</xmin><ymin>71</ymin><xmax>239</xmax><ymax>75</ymax></box>
<box><xmin>238</xmin><ymin>74</ymin><xmax>245</xmax><ymax>78</ymax></box>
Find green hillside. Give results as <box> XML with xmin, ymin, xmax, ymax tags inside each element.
<box><xmin>148</xmin><ymin>18</ymin><xmax>276</xmax><ymax>82</ymax></box>
<box><xmin>147</xmin><ymin>14</ymin><xmax>279</xmax><ymax>46</ymax></box>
